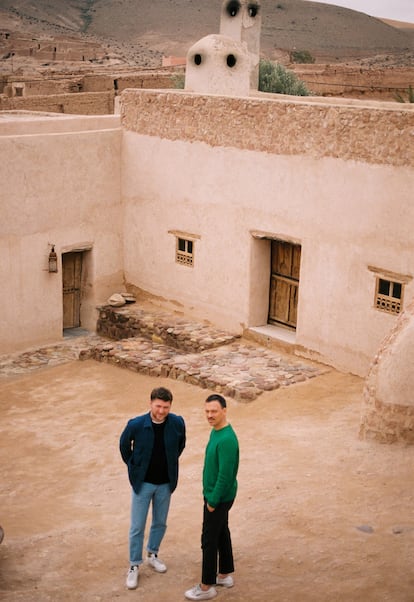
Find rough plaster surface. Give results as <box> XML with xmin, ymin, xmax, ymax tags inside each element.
<box><xmin>120</xmin><ymin>105</ymin><xmax>414</xmax><ymax>377</ymax></box>
<box><xmin>121</xmin><ymin>89</ymin><xmax>414</xmax><ymax>167</ymax></box>
<box><xmin>0</xmin><ymin>91</ymin><xmax>115</xmax><ymax>115</ymax></box>
<box><xmin>361</xmin><ymin>298</ymin><xmax>414</xmax><ymax>443</ymax></box>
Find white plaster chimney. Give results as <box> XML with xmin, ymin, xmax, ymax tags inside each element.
<box><xmin>220</xmin><ymin>0</ymin><xmax>262</xmax><ymax>90</ymax></box>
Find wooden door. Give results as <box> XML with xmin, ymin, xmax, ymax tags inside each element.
<box><xmin>62</xmin><ymin>252</ymin><xmax>82</xmax><ymax>329</ymax></box>
<box><xmin>268</xmin><ymin>241</ymin><xmax>301</xmax><ymax>329</ymax></box>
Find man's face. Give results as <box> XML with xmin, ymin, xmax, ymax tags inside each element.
<box><xmin>150</xmin><ymin>398</ymin><xmax>171</xmax><ymax>423</ymax></box>
<box><xmin>205</xmin><ymin>400</ymin><xmax>227</xmax><ymax>430</ymax></box>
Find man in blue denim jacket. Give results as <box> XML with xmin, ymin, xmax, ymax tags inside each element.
<box><xmin>120</xmin><ymin>387</ymin><xmax>186</xmax><ymax>590</ymax></box>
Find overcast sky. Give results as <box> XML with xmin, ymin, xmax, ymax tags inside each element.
<box><xmin>304</xmin><ymin>1</ymin><xmax>414</xmax><ymax>23</ymax></box>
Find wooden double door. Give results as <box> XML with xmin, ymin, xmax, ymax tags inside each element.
<box><xmin>268</xmin><ymin>240</ymin><xmax>301</xmax><ymax>329</ymax></box>
<box><xmin>62</xmin><ymin>252</ymin><xmax>83</xmax><ymax>329</ymax></box>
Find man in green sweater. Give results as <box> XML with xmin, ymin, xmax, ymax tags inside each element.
<box><xmin>185</xmin><ymin>394</ymin><xmax>239</xmax><ymax>601</ymax></box>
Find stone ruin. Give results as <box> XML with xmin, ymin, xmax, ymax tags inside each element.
<box><xmin>360</xmin><ymin>296</ymin><xmax>414</xmax><ymax>444</ymax></box>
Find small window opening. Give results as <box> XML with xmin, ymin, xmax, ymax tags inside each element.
<box><xmin>227</xmin><ymin>54</ymin><xmax>237</xmax><ymax>68</ymax></box>
<box><xmin>375</xmin><ymin>277</ymin><xmax>403</xmax><ymax>315</ymax></box>
<box><xmin>194</xmin><ymin>54</ymin><xmax>202</xmax><ymax>66</ymax></box>
<box><xmin>176</xmin><ymin>238</ymin><xmax>194</xmax><ymax>267</ymax></box>
<box><xmin>226</xmin><ymin>0</ymin><xmax>241</xmax><ymax>17</ymax></box>
<box><xmin>248</xmin><ymin>3</ymin><xmax>259</xmax><ymax>17</ymax></box>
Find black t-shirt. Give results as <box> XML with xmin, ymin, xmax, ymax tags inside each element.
<box><xmin>144</xmin><ymin>420</ymin><xmax>170</xmax><ymax>485</ymax></box>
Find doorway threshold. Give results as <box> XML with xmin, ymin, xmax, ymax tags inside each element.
<box><xmin>63</xmin><ymin>327</ymin><xmax>90</xmax><ymax>339</ymax></box>
<box><xmin>244</xmin><ymin>324</ymin><xmax>296</xmax><ymax>352</ymax></box>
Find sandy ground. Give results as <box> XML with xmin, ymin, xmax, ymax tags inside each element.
<box><xmin>0</xmin><ymin>359</ymin><xmax>413</xmax><ymax>602</ymax></box>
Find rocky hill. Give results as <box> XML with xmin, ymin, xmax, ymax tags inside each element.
<box><xmin>0</xmin><ymin>0</ymin><xmax>413</xmax><ymax>69</ymax></box>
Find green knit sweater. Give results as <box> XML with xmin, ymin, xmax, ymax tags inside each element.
<box><xmin>203</xmin><ymin>424</ymin><xmax>239</xmax><ymax>508</ymax></box>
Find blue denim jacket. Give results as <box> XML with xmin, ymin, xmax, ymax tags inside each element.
<box><xmin>119</xmin><ymin>412</ymin><xmax>186</xmax><ymax>494</ymax></box>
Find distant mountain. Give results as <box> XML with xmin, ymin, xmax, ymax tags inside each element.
<box><xmin>0</xmin><ymin>0</ymin><xmax>413</xmax><ymax>64</ymax></box>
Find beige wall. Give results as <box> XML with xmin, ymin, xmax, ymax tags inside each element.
<box><xmin>0</xmin><ymin>91</ymin><xmax>115</xmax><ymax>115</ymax></box>
<box><xmin>121</xmin><ymin>89</ymin><xmax>414</xmax><ymax>167</ymax></box>
<box><xmin>120</xmin><ymin>89</ymin><xmax>414</xmax><ymax>376</ymax></box>
<box><xmin>0</xmin><ymin>113</ymin><xmax>123</xmax><ymax>352</ymax></box>
<box><xmin>360</xmin><ymin>297</ymin><xmax>414</xmax><ymax>443</ymax></box>
<box><xmin>2</xmin><ymin>89</ymin><xmax>413</xmax><ymax>376</ymax></box>
<box><xmin>292</xmin><ymin>65</ymin><xmax>414</xmax><ymax>101</ymax></box>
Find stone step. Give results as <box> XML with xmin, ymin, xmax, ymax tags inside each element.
<box><xmin>96</xmin><ymin>305</ymin><xmax>240</xmax><ymax>353</ymax></box>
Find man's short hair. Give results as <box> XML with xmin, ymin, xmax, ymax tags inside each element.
<box><xmin>151</xmin><ymin>387</ymin><xmax>173</xmax><ymax>402</ymax></box>
<box><xmin>206</xmin><ymin>393</ymin><xmax>227</xmax><ymax>408</ymax></box>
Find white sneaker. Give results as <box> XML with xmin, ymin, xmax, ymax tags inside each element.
<box><xmin>126</xmin><ymin>565</ymin><xmax>139</xmax><ymax>589</ymax></box>
<box><xmin>147</xmin><ymin>553</ymin><xmax>167</xmax><ymax>573</ymax></box>
<box><xmin>185</xmin><ymin>584</ymin><xmax>217</xmax><ymax>600</ymax></box>
<box><xmin>216</xmin><ymin>574</ymin><xmax>234</xmax><ymax>587</ymax></box>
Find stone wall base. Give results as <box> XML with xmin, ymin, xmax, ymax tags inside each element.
<box><xmin>96</xmin><ymin>305</ymin><xmax>239</xmax><ymax>353</ymax></box>
<box><xmin>359</xmin><ymin>397</ymin><xmax>414</xmax><ymax>444</ymax></box>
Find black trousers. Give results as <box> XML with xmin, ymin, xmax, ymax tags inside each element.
<box><xmin>201</xmin><ymin>499</ymin><xmax>234</xmax><ymax>585</ymax></box>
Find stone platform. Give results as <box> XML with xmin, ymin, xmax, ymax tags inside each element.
<box><xmin>96</xmin><ymin>304</ymin><xmax>239</xmax><ymax>352</ymax></box>
<box><xmin>1</xmin><ymin>305</ymin><xmax>328</xmax><ymax>401</ymax></box>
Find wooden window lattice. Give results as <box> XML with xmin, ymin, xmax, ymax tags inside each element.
<box><xmin>176</xmin><ymin>238</ymin><xmax>194</xmax><ymax>267</ymax></box>
<box><xmin>375</xmin><ymin>295</ymin><xmax>401</xmax><ymax>315</ymax></box>
<box><xmin>375</xmin><ymin>277</ymin><xmax>403</xmax><ymax>315</ymax></box>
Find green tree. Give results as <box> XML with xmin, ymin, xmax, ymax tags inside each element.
<box><xmin>171</xmin><ymin>72</ymin><xmax>185</xmax><ymax>89</ymax></box>
<box><xmin>290</xmin><ymin>49</ymin><xmax>315</xmax><ymax>64</ymax></box>
<box><xmin>394</xmin><ymin>85</ymin><xmax>414</xmax><ymax>103</ymax></box>
<box><xmin>259</xmin><ymin>59</ymin><xmax>310</xmax><ymax>96</ymax></box>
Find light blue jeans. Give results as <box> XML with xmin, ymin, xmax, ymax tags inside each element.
<box><xmin>129</xmin><ymin>482</ymin><xmax>171</xmax><ymax>566</ymax></box>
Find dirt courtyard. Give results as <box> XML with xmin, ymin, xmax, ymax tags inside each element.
<box><xmin>0</xmin><ymin>359</ymin><xmax>413</xmax><ymax>601</ymax></box>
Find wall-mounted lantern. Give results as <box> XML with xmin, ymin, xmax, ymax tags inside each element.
<box><xmin>48</xmin><ymin>245</ymin><xmax>58</xmax><ymax>273</ymax></box>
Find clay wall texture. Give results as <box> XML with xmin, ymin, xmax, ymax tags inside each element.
<box><xmin>360</xmin><ymin>297</ymin><xmax>414</xmax><ymax>444</ymax></box>
<box><xmin>0</xmin><ymin>30</ymin><xmax>106</xmax><ymax>63</ymax></box>
<box><xmin>120</xmin><ymin>89</ymin><xmax>414</xmax><ymax>376</ymax></box>
<box><xmin>121</xmin><ymin>89</ymin><xmax>414</xmax><ymax>167</ymax></box>
<box><xmin>0</xmin><ymin>91</ymin><xmax>115</xmax><ymax>114</ymax></box>
<box><xmin>0</xmin><ymin>113</ymin><xmax>123</xmax><ymax>352</ymax></box>
<box><xmin>1</xmin><ymin>88</ymin><xmax>413</xmax><ymax>377</ymax></box>
<box><xmin>292</xmin><ymin>65</ymin><xmax>414</xmax><ymax>100</ymax></box>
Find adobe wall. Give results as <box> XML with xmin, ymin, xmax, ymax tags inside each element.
<box><xmin>113</xmin><ymin>72</ymin><xmax>178</xmax><ymax>92</ymax></box>
<box><xmin>121</xmin><ymin>89</ymin><xmax>413</xmax><ymax>167</ymax></box>
<box><xmin>0</xmin><ymin>91</ymin><xmax>115</xmax><ymax>114</ymax></box>
<box><xmin>292</xmin><ymin>65</ymin><xmax>414</xmax><ymax>101</ymax></box>
<box><xmin>3</xmin><ymin>78</ymin><xmax>85</xmax><ymax>96</ymax></box>
<box><xmin>120</xmin><ymin>89</ymin><xmax>414</xmax><ymax>376</ymax></box>
<box><xmin>0</xmin><ymin>72</ymin><xmax>176</xmax><ymax>97</ymax></box>
<box><xmin>0</xmin><ymin>113</ymin><xmax>123</xmax><ymax>353</ymax></box>
<box><xmin>0</xmin><ymin>30</ymin><xmax>106</xmax><ymax>63</ymax></box>
<box><xmin>360</xmin><ymin>297</ymin><xmax>414</xmax><ymax>444</ymax></box>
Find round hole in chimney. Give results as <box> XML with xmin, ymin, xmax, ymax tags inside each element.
<box><xmin>226</xmin><ymin>0</ymin><xmax>241</xmax><ymax>17</ymax></box>
<box><xmin>194</xmin><ymin>54</ymin><xmax>202</xmax><ymax>66</ymax></box>
<box><xmin>248</xmin><ymin>3</ymin><xmax>259</xmax><ymax>17</ymax></box>
<box><xmin>227</xmin><ymin>54</ymin><xmax>237</xmax><ymax>68</ymax></box>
